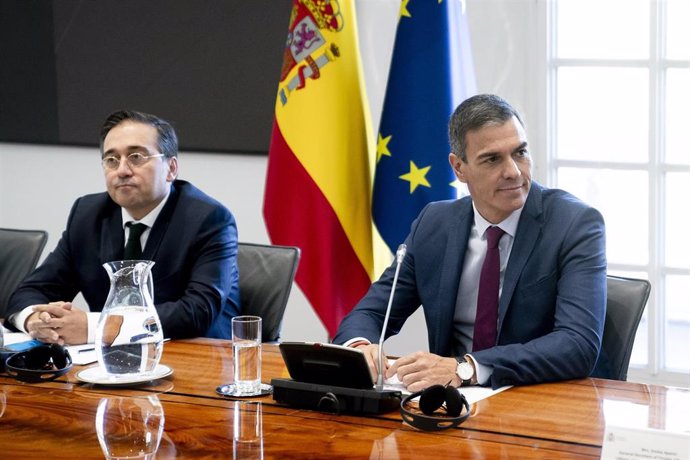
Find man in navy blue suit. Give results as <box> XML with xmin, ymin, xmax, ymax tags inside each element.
<box><xmin>6</xmin><ymin>110</ymin><xmax>240</xmax><ymax>344</ymax></box>
<box><xmin>334</xmin><ymin>95</ymin><xmax>607</xmax><ymax>390</ymax></box>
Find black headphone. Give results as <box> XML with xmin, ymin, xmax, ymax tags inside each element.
<box><xmin>4</xmin><ymin>344</ymin><xmax>73</xmax><ymax>383</ymax></box>
<box><xmin>400</xmin><ymin>384</ymin><xmax>470</xmax><ymax>431</ymax></box>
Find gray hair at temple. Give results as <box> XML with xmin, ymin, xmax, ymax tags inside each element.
<box><xmin>448</xmin><ymin>94</ymin><xmax>525</xmax><ymax>162</ymax></box>
<box><xmin>99</xmin><ymin>110</ymin><xmax>178</xmax><ymax>158</ymax></box>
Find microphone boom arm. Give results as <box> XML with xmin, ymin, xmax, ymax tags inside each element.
<box><xmin>376</xmin><ymin>244</ymin><xmax>407</xmax><ymax>391</ymax></box>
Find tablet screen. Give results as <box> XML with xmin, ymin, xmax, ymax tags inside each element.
<box><xmin>278</xmin><ymin>342</ymin><xmax>375</xmax><ymax>390</ymax></box>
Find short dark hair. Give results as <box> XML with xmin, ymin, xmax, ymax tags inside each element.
<box><xmin>99</xmin><ymin>110</ymin><xmax>178</xmax><ymax>158</ymax></box>
<box><xmin>448</xmin><ymin>94</ymin><xmax>524</xmax><ymax>162</ymax></box>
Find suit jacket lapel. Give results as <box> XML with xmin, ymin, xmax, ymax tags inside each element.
<box><xmin>102</xmin><ymin>202</ymin><xmax>124</xmax><ymax>263</ymax></box>
<box><xmin>498</xmin><ymin>182</ymin><xmax>544</xmax><ymax>334</ymax></box>
<box><xmin>143</xmin><ymin>182</ymin><xmax>179</xmax><ymax>261</ymax></box>
<box><xmin>434</xmin><ymin>199</ymin><xmax>474</xmax><ymax>355</ymax></box>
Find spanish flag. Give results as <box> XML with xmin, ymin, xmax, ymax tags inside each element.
<box><xmin>263</xmin><ymin>0</ymin><xmax>373</xmax><ymax>338</ymax></box>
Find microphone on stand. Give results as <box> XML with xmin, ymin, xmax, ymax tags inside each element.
<box><xmin>375</xmin><ymin>244</ymin><xmax>407</xmax><ymax>392</ymax></box>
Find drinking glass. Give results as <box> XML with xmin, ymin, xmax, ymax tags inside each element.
<box><xmin>232</xmin><ymin>316</ymin><xmax>262</xmax><ymax>396</ymax></box>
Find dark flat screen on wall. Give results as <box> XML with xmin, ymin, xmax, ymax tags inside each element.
<box><xmin>0</xmin><ymin>0</ymin><xmax>292</xmax><ymax>153</ymax></box>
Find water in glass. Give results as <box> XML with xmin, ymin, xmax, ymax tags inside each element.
<box><xmin>97</xmin><ymin>305</ymin><xmax>163</xmax><ymax>374</ymax></box>
<box><xmin>233</xmin><ymin>339</ymin><xmax>261</xmax><ymax>395</ymax></box>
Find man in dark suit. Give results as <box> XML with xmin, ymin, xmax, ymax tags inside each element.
<box><xmin>6</xmin><ymin>110</ymin><xmax>240</xmax><ymax>343</ymax></box>
<box><xmin>334</xmin><ymin>94</ymin><xmax>607</xmax><ymax>391</ymax></box>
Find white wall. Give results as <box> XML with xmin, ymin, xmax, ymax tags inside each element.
<box><xmin>0</xmin><ymin>0</ymin><xmax>543</xmax><ymax>355</ymax></box>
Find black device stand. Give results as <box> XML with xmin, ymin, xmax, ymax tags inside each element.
<box><xmin>272</xmin><ymin>342</ymin><xmax>402</xmax><ymax>415</ymax></box>
<box><xmin>271</xmin><ymin>377</ymin><xmax>401</xmax><ymax>415</ymax></box>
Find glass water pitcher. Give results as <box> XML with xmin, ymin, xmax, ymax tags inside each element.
<box><xmin>96</xmin><ymin>260</ymin><xmax>164</xmax><ymax>376</ymax></box>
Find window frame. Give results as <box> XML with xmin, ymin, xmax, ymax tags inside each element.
<box><xmin>544</xmin><ymin>0</ymin><xmax>690</xmax><ymax>387</ymax></box>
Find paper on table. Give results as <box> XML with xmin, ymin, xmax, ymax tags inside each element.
<box><xmin>66</xmin><ymin>344</ymin><xmax>98</xmax><ymax>366</ymax></box>
<box><xmin>382</xmin><ymin>359</ymin><xmax>512</xmax><ymax>404</ymax></box>
<box><xmin>383</xmin><ymin>376</ymin><xmax>511</xmax><ymax>404</ymax></box>
<box><xmin>456</xmin><ymin>385</ymin><xmax>512</xmax><ymax>404</ymax></box>
<box><xmin>1</xmin><ymin>329</ymin><xmax>44</xmax><ymax>353</ymax></box>
<box><xmin>1</xmin><ymin>328</ymin><xmax>33</xmax><ymax>346</ymax></box>
<box><xmin>68</xmin><ymin>338</ymin><xmax>171</xmax><ymax>366</ymax></box>
<box><xmin>0</xmin><ymin>326</ymin><xmax>97</xmax><ymax>365</ymax></box>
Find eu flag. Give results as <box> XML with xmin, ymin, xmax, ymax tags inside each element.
<box><xmin>372</xmin><ymin>0</ymin><xmax>476</xmax><ymax>252</ymax></box>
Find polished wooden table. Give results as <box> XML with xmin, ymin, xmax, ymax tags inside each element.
<box><xmin>1</xmin><ymin>338</ymin><xmax>687</xmax><ymax>458</ymax></box>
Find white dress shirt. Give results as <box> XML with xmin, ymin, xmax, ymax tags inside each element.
<box><xmin>454</xmin><ymin>204</ymin><xmax>523</xmax><ymax>384</ymax></box>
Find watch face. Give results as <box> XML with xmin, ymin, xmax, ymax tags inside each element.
<box><xmin>458</xmin><ymin>361</ymin><xmax>474</xmax><ymax>380</ymax></box>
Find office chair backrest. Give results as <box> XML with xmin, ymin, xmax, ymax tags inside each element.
<box><xmin>0</xmin><ymin>228</ymin><xmax>48</xmax><ymax>318</ymax></box>
<box><xmin>237</xmin><ymin>242</ymin><xmax>300</xmax><ymax>343</ymax></box>
<box><xmin>592</xmin><ymin>275</ymin><xmax>651</xmax><ymax>381</ymax></box>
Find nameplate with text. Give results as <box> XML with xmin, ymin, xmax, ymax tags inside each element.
<box><xmin>601</xmin><ymin>424</ymin><xmax>690</xmax><ymax>460</ymax></box>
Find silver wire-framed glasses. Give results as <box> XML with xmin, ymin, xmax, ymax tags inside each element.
<box><xmin>102</xmin><ymin>152</ymin><xmax>165</xmax><ymax>170</ymax></box>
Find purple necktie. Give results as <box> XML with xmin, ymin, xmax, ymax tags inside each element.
<box><xmin>473</xmin><ymin>226</ymin><xmax>505</xmax><ymax>352</ymax></box>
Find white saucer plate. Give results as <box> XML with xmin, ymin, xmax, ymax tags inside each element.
<box><xmin>76</xmin><ymin>364</ymin><xmax>173</xmax><ymax>386</ymax></box>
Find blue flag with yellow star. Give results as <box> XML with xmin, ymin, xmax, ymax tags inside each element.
<box><xmin>372</xmin><ymin>0</ymin><xmax>476</xmax><ymax>252</ymax></box>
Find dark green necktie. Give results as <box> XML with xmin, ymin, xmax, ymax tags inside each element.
<box><xmin>124</xmin><ymin>223</ymin><xmax>148</xmax><ymax>260</ymax></box>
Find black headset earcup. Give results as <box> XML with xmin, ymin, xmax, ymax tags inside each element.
<box><xmin>400</xmin><ymin>387</ymin><xmax>470</xmax><ymax>432</ymax></box>
<box><xmin>50</xmin><ymin>344</ymin><xmax>69</xmax><ymax>369</ymax></box>
<box><xmin>419</xmin><ymin>384</ymin><xmax>446</xmax><ymax>415</ymax></box>
<box><xmin>7</xmin><ymin>352</ymin><xmax>27</xmax><ymax>369</ymax></box>
<box><xmin>444</xmin><ymin>387</ymin><xmax>463</xmax><ymax>417</ymax></box>
<box><xmin>25</xmin><ymin>345</ymin><xmax>52</xmax><ymax>369</ymax></box>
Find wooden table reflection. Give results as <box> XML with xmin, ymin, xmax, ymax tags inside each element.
<box><xmin>0</xmin><ymin>338</ymin><xmax>687</xmax><ymax>458</ymax></box>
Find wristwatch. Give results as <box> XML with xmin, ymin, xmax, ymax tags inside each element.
<box><xmin>456</xmin><ymin>357</ymin><xmax>475</xmax><ymax>386</ymax></box>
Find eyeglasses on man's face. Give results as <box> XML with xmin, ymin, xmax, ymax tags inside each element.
<box><xmin>102</xmin><ymin>152</ymin><xmax>165</xmax><ymax>170</ymax></box>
